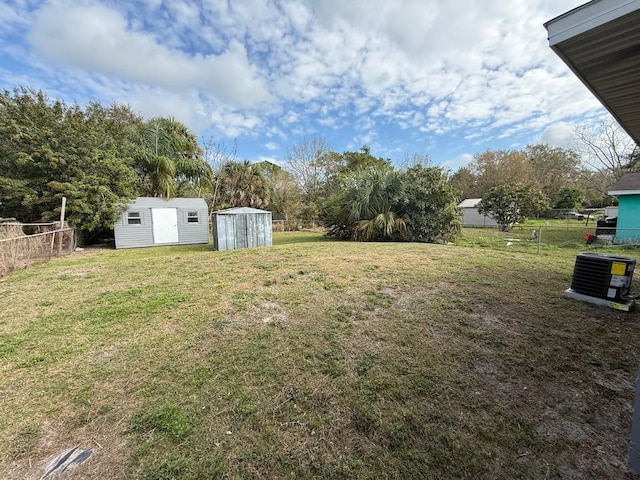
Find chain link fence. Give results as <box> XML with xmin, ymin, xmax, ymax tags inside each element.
<box><xmin>457</xmin><ymin>225</ymin><xmax>640</xmax><ymax>254</ymax></box>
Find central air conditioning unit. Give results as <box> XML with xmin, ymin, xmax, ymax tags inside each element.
<box><xmin>565</xmin><ymin>252</ymin><xmax>636</xmax><ymax>310</ymax></box>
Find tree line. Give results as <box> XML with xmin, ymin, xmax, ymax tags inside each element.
<box><xmin>1</xmin><ymin>87</ymin><xmax>637</xmax><ymax>242</ymax></box>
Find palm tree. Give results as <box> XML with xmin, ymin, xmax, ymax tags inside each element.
<box><xmin>340</xmin><ymin>166</ymin><xmax>407</xmax><ymax>241</ymax></box>
<box><xmin>137</xmin><ymin>117</ymin><xmax>211</xmax><ymax>199</ymax></box>
<box><xmin>215</xmin><ymin>160</ymin><xmax>270</xmax><ymax>209</ymax></box>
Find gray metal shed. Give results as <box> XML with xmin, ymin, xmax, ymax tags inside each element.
<box><xmin>212</xmin><ymin>207</ymin><xmax>272</xmax><ymax>251</ymax></box>
<box><xmin>114</xmin><ymin>197</ymin><xmax>209</xmax><ymax>249</ymax></box>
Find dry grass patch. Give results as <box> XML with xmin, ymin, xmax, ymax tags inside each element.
<box><xmin>1</xmin><ymin>233</ymin><xmax>640</xmax><ymax>479</ymax></box>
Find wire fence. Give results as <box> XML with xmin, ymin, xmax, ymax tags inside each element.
<box><xmin>0</xmin><ymin>223</ymin><xmax>75</xmax><ymax>278</ymax></box>
<box><xmin>457</xmin><ymin>225</ymin><xmax>640</xmax><ymax>254</ymax></box>
<box><xmin>272</xmin><ymin>219</ymin><xmax>322</xmax><ymax>232</ymax></box>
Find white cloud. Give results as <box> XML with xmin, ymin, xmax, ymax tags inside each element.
<box><xmin>440</xmin><ymin>153</ymin><xmax>474</xmax><ymax>172</ymax></box>
<box><xmin>536</xmin><ymin>122</ymin><xmax>576</xmax><ymax>149</ymax></box>
<box><xmin>27</xmin><ymin>0</ymin><xmax>272</xmax><ymax>108</ymax></box>
<box><xmin>3</xmin><ymin>0</ymin><xmax>598</xmax><ymax>161</ymax></box>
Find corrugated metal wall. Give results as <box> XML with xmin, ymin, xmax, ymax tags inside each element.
<box><xmin>213</xmin><ymin>211</ymin><xmax>273</xmax><ymax>251</ymax></box>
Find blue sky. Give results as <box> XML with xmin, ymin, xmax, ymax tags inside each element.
<box><xmin>0</xmin><ymin>0</ymin><xmax>609</xmax><ymax>170</ymax></box>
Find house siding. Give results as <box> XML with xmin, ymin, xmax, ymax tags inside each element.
<box><xmin>615</xmin><ymin>195</ymin><xmax>640</xmax><ymax>243</ymax></box>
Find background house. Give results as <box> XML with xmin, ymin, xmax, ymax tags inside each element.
<box><xmin>457</xmin><ymin>198</ymin><xmax>499</xmax><ymax>228</ymax></box>
<box><xmin>608</xmin><ymin>172</ymin><xmax>640</xmax><ymax>244</ymax></box>
<box><xmin>114</xmin><ymin>197</ymin><xmax>209</xmax><ymax>249</ymax></box>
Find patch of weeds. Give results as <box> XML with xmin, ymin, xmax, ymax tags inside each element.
<box><xmin>282</xmin><ymin>273</ymin><xmax>297</xmax><ymax>283</ymax></box>
<box><xmin>36</xmin><ymin>299</ymin><xmax>55</xmax><ymax>307</ymax></box>
<box><xmin>10</xmin><ymin>423</ymin><xmax>40</xmax><ymax>459</ymax></box>
<box><xmin>236</xmin><ymin>394</ymin><xmax>258</xmax><ymax>417</ymax></box>
<box><xmin>356</xmin><ymin>353</ymin><xmax>377</xmax><ymax>376</ymax></box>
<box><xmin>85</xmin><ymin>290</ymin><xmax>190</xmax><ymax>326</ymax></box>
<box><xmin>138</xmin><ymin>458</ymin><xmax>186</xmax><ymax>480</ymax></box>
<box><xmin>383</xmin><ymin>421</ymin><xmax>412</xmax><ymax>450</ymax></box>
<box><xmin>130</xmin><ymin>404</ymin><xmax>194</xmax><ymax>441</ymax></box>
<box><xmin>328</xmin><ymin>304</ymin><xmax>352</xmax><ymax>322</ymax></box>
<box><xmin>0</xmin><ymin>336</ymin><xmax>22</xmax><ymax>359</ymax></box>
<box><xmin>231</xmin><ymin>291</ymin><xmax>251</xmax><ymax>311</ymax></box>
<box><xmin>320</xmin><ymin>348</ymin><xmax>346</xmax><ymax>377</ymax></box>
<box><xmin>17</xmin><ymin>354</ymin><xmax>48</xmax><ymax>368</ymax></box>
<box><xmin>350</xmin><ymin>401</ymin><xmax>380</xmax><ymax>434</ymax></box>
<box><xmin>365</xmin><ymin>289</ymin><xmax>392</xmax><ymax>310</ymax></box>
<box><xmin>321</xmin><ymin>279</ymin><xmax>343</xmax><ymax>291</ymax></box>
<box><xmin>74</xmin><ymin>410</ymin><xmax>92</xmax><ymax>427</ymax></box>
<box><xmin>256</xmin><ymin>264</ymin><xmax>276</xmax><ymax>271</ymax></box>
<box><xmin>186</xmin><ymin>366</ymin><xmax>215</xmax><ymax>388</ymax></box>
<box><xmin>97</xmin><ymin>404</ymin><xmax>113</xmax><ymax>415</ymax></box>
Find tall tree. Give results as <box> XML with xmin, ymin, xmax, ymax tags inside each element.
<box><xmin>396</xmin><ymin>164</ymin><xmax>460</xmax><ymax>243</ymax></box>
<box><xmin>135</xmin><ymin>117</ymin><xmax>210</xmax><ymax>199</ymax></box>
<box><xmin>202</xmin><ymin>138</ymin><xmax>237</xmax><ymax>210</ymax></box>
<box><xmin>215</xmin><ymin>160</ymin><xmax>270</xmax><ymax>209</ymax></box>
<box><xmin>0</xmin><ymin>87</ymin><xmax>139</xmax><ymax>238</ymax></box>
<box><xmin>254</xmin><ymin>161</ymin><xmax>304</xmax><ymax>222</ymax></box>
<box><xmin>573</xmin><ymin>117</ymin><xmax>639</xmax><ymax>193</ymax></box>
<box><xmin>523</xmin><ymin>144</ymin><xmax>581</xmax><ymax>207</ymax></box>
<box><xmin>285</xmin><ymin>135</ymin><xmax>341</xmax><ymax>220</ymax></box>
<box><xmin>477</xmin><ymin>184</ymin><xmax>549</xmax><ymax>232</ymax></box>
<box><xmin>449</xmin><ymin>166</ymin><xmax>480</xmax><ymax>200</ymax></box>
<box><xmin>468</xmin><ymin>150</ymin><xmax>534</xmax><ymax>196</ymax></box>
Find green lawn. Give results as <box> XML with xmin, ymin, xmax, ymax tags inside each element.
<box><xmin>1</xmin><ymin>232</ymin><xmax>639</xmax><ymax>479</ymax></box>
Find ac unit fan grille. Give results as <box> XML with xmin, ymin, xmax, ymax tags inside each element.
<box><xmin>570</xmin><ymin>253</ymin><xmax>635</xmax><ymax>300</ymax></box>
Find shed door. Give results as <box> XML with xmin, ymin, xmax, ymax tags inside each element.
<box><xmin>152</xmin><ymin>208</ymin><xmax>179</xmax><ymax>244</ymax></box>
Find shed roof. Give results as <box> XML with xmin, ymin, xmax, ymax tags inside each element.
<box><xmin>213</xmin><ymin>207</ymin><xmax>271</xmax><ymax>215</ymax></box>
<box><xmin>127</xmin><ymin>197</ymin><xmax>207</xmax><ymax>209</ymax></box>
<box><xmin>608</xmin><ymin>172</ymin><xmax>640</xmax><ymax>195</ymax></box>
<box><xmin>457</xmin><ymin>198</ymin><xmax>482</xmax><ymax>208</ymax></box>
<box><xmin>544</xmin><ymin>0</ymin><xmax>640</xmax><ymax>145</ymax></box>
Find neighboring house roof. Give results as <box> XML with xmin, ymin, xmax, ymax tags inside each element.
<box><xmin>608</xmin><ymin>172</ymin><xmax>640</xmax><ymax>195</ymax></box>
<box><xmin>214</xmin><ymin>207</ymin><xmax>271</xmax><ymax>215</ymax></box>
<box><xmin>544</xmin><ymin>0</ymin><xmax>640</xmax><ymax>145</ymax></box>
<box><xmin>457</xmin><ymin>198</ymin><xmax>482</xmax><ymax>208</ymax></box>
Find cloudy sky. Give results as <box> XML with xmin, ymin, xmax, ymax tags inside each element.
<box><xmin>1</xmin><ymin>0</ymin><xmax>607</xmax><ymax>169</ymax></box>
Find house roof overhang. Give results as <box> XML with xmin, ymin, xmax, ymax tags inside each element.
<box><xmin>544</xmin><ymin>0</ymin><xmax>640</xmax><ymax>146</ymax></box>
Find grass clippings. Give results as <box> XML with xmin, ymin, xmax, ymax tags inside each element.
<box><xmin>1</xmin><ymin>232</ymin><xmax>639</xmax><ymax>479</ymax></box>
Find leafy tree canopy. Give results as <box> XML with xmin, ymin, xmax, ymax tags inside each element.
<box><xmin>554</xmin><ymin>186</ymin><xmax>585</xmax><ymax>210</ymax></box>
<box><xmin>214</xmin><ymin>160</ymin><xmax>270</xmax><ymax>210</ymax></box>
<box><xmin>324</xmin><ymin>161</ymin><xmax>459</xmax><ymax>243</ymax></box>
<box><xmin>0</xmin><ymin>87</ymin><xmax>140</xmax><ymax>236</ymax></box>
<box><xmin>477</xmin><ymin>184</ymin><xmax>549</xmax><ymax>232</ymax></box>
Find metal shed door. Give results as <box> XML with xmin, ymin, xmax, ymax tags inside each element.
<box><xmin>152</xmin><ymin>208</ymin><xmax>179</xmax><ymax>244</ymax></box>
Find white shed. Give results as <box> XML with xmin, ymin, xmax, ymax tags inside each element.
<box><xmin>212</xmin><ymin>207</ymin><xmax>272</xmax><ymax>251</ymax></box>
<box><xmin>457</xmin><ymin>198</ymin><xmax>499</xmax><ymax>228</ymax></box>
<box><xmin>114</xmin><ymin>197</ymin><xmax>209</xmax><ymax>249</ymax></box>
